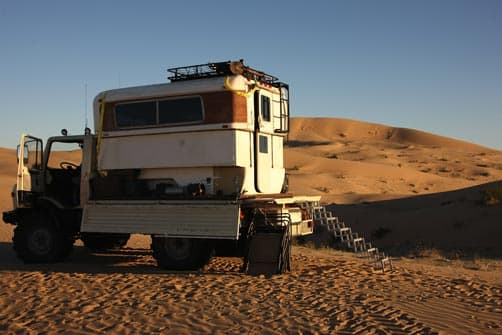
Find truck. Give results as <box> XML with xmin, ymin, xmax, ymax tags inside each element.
<box><xmin>2</xmin><ymin>60</ymin><xmax>320</xmax><ymax>274</ymax></box>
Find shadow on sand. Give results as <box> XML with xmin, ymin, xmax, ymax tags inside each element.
<box><xmin>0</xmin><ymin>242</ymin><xmax>244</xmax><ymax>276</ymax></box>
<box><xmin>285</xmin><ymin>140</ymin><xmax>332</xmax><ymax>147</ymax></box>
<box><xmin>0</xmin><ymin>242</ymin><xmax>184</xmax><ymax>275</ymax></box>
<box><xmin>327</xmin><ymin>181</ymin><xmax>502</xmax><ymax>258</ymax></box>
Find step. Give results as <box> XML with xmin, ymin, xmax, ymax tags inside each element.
<box><xmin>369</xmin><ymin>252</ymin><xmax>394</xmax><ymax>271</ymax></box>
<box><xmin>376</xmin><ymin>256</ymin><xmax>393</xmax><ymax>272</ymax></box>
<box><xmin>367</xmin><ymin>247</ymin><xmax>378</xmax><ymax>254</ymax></box>
<box><xmin>381</xmin><ymin>257</ymin><xmax>393</xmax><ymax>272</ymax></box>
<box><xmin>352</xmin><ymin>237</ymin><xmax>365</xmax><ymax>251</ymax></box>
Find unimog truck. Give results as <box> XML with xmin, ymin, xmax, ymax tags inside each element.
<box><xmin>2</xmin><ymin>60</ymin><xmax>320</xmax><ymax>274</ymax></box>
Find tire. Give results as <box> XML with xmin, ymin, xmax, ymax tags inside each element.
<box><xmin>81</xmin><ymin>233</ymin><xmax>130</xmax><ymax>251</ymax></box>
<box><xmin>13</xmin><ymin>213</ymin><xmax>73</xmax><ymax>263</ymax></box>
<box><xmin>151</xmin><ymin>237</ymin><xmax>212</xmax><ymax>270</ymax></box>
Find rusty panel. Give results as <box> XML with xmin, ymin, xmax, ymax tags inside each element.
<box><xmin>203</xmin><ymin>91</ymin><xmax>247</xmax><ymax>124</ymax></box>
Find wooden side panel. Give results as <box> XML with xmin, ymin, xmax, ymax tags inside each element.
<box><xmin>203</xmin><ymin>92</ymin><xmax>247</xmax><ymax>124</ymax></box>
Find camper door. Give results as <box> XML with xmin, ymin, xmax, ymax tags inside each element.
<box><xmin>254</xmin><ymin>91</ymin><xmax>274</xmax><ymax>193</ymax></box>
<box><xmin>16</xmin><ymin>134</ymin><xmax>43</xmax><ymax>204</ymax></box>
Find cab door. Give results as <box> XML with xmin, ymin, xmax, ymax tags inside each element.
<box><xmin>16</xmin><ymin>134</ymin><xmax>43</xmax><ymax>206</ymax></box>
<box><xmin>254</xmin><ymin>91</ymin><xmax>274</xmax><ymax>193</ymax></box>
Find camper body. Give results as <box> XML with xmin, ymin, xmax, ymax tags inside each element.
<box><xmin>94</xmin><ymin>65</ymin><xmax>289</xmax><ymax>197</ymax></box>
<box><xmin>3</xmin><ymin>61</ymin><xmax>319</xmax><ymax>273</ymax></box>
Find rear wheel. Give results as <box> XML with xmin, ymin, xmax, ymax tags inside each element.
<box><xmin>13</xmin><ymin>213</ymin><xmax>73</xmax><ymax>263</ymax></box>
<box><xmin>81</xmin><ymin>233</ymin><xmax>130</xmax><ymax>251</ymax></box>
<box><xmin>151</xmin><ymin>237</ymin><xmax>212</xmax><ymax>270</ymax></box>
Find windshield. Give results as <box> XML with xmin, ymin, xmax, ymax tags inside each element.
<box><xmin>47</xmin><ymin>141</ymin><xmax>82</xmax><ymax>169</ymax></box>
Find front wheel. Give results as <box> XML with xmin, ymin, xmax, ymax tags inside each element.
<box><xmin>13</xmin><ymin>213</ymin><xmax>73</xmax><ymax>263</ymax></box>
<box><xmin>151</xmin><ymin>237</ymin><xmax>212</xmax><ymax>270</ymax></box>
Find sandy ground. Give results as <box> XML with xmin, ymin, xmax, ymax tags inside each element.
<box><xmin>0</xmin><ymin>118</ymin><xmax>501</xmax><ymax>334</ymax></box>
<box><xmin>0</xmin><ymin>238</ymin><xmax>500</xmax><ymax>335</ymax></box>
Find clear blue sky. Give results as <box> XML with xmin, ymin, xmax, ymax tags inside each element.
<box><xmin>1</xmin><ymin>0</ymin><xmax>501</xmax><ymax>149</ymax></box>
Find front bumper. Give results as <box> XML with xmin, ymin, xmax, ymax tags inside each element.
<box><xmin>2</xmin><ymin>210</ymin><xmax>17</xmax><ymax>225</ymax></box>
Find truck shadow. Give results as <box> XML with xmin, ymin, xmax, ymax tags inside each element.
<box><xmin>0</xmin><ymin>242</ymin><xmax>210</xmax><ymax>275</ymax></box>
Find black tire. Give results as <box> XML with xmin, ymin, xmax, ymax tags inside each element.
<box><xmin>81</xmin><ymin>233</ymin><xmax>130</xmax><ymax>251</ymax></box>
<box><xmin>13</xmin><ymin>213</ymin><xmax>73</xmax><ymax>263</ymax></box>
<box><xmin>151</xmin><ymin>237</ymin><xmax>212</xmax><ymax>270</ymax></box>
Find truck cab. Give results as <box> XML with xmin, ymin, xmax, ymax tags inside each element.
<box><xmin>14</xmin><ymin>134</ymin><xmax>88</xmax><ymax>211</ymax></box>
<box><xmin>3</xmin><ymin>133</ymin><xmax>91</xmax><ymax>262</ymax></box>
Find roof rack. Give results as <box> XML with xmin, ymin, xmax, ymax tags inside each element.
<box><xmin>167</xmin><ymin>60</ymin><xmax>280</xmax><ymax>86</ymax></box>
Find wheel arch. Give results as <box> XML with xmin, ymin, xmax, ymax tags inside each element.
<box><xmin>34</xmin><ymin>197</ymin><xmax>69</xmax><ymax>230</ymax></box>
<box><xmin>36</xmin><ymin>196</ymin><xmax>64</xmax><ymax>210</ymax></box>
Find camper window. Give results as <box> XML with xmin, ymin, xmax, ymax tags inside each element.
<box><xmin>158</xmin><ymin>97</ymin><xmax>203</xmax><ymax>124</ymax></box>
<box><xmin>114</xmin><ymin>96</ymin><xmax>203</xmax><ymax>129</ymax></box>
<box><xmin>259</xmin><ymin>135</ymin><xmax>268</xmax><ymax>153</ymax></box>
<box><xmin>116</xmin><ymin>101</ymin><xmax>157</xmax><ymax>128</ymax></box>
<box><xmin>261</xmin><ymin>95</ymin><xmax>270</xmax><ymax>122</ymax></box>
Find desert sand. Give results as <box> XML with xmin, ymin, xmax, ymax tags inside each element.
<box><xmin>0</xmin><ymin>118</ymin><xmax>501</xmax><ymax>334</ymax></box>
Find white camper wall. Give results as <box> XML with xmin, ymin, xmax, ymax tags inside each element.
<box><xmin>98</xmin><ymin>130</ymin><xmax>253</xmax><ymax>170</ymax></box>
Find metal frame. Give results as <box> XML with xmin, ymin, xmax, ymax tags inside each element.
<box><xmin>167</xmin><ymin>60</ymin><xmax>281</xmax><ymax>87</ymax></box>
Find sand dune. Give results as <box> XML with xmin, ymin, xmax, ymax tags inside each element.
<box><xmin>1</xmin><ymin>118</ymin><xmax>501</xmax><ymax>334</ymax></box>
<box><xmin>0</xmin><ymin>148</ymin><xmax>16</xmax><ymax>241</ymax></box>
<box><xmin>288</xmin><ymin>117</ymin><xmax>492</xmax><ymax>151</ymax></box>
<box><xmin>286</xmin><ymin>118</ymin><xmax>502</xmax><ymax>204</ymax></box>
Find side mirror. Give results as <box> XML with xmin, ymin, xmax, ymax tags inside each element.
<box><xmin>17</xmin><ymin>144</ymin><xmax>30</xmax><ymax>165</ymax></box>
<box><xmin>23</xmin><ymin>145</ymin><xmax>29</xmax><ymax>165</ymax></box>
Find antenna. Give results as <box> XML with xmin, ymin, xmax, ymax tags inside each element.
<box><xmin>84</xmin><ymin>83</ymin><xmax>88</xmax><ymax>129</ymax></box>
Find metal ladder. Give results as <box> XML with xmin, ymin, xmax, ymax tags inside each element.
<box><xmin>307</xmin><ymin>204</ymin><xmax>393</xmax><ymax>272</ymax></box>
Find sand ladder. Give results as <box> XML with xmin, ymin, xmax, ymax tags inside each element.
<box><xmin>307</xmin><ymin>205</ymin><xmax>393</xmax><ymax>272</ymax></box>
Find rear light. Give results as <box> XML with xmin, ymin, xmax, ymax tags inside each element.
<box><xmin>240</xmin><ymin>210</ymin><xmax>245</xmax><ymax>221</ymax></box>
